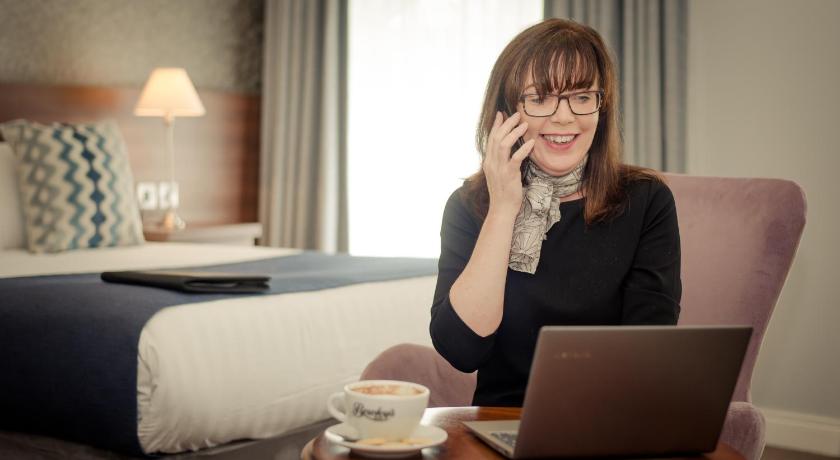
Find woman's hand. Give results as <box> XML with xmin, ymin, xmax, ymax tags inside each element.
<box><xmin>447</xmin><ymin>111</ymin><xmax>532</xmax><ymax>337</ymax></box>
<box><xmin>483</xmin><ymin>111</ymin><xmax>535</xmax><ymax>217</ymax></box>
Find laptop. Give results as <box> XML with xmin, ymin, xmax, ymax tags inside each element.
<box><xmin>463</xmin><ymin>325</ymin><xmax>751</xmax><ymax>459</ymax></box>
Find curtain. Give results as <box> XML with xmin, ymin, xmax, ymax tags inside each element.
<box><xmin>544</xmin><ymin>0</ymin><xmax>687</xmax><ymax>172</ymax></box>
<box><xmin>259</xmin><ymin>0</ymin><xmax>348</xmax><ymax>251</ymax></box>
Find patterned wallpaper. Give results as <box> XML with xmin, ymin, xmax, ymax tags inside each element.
<box><xmin>0</xmin><ymin>0</ymin><xmax>264</xmax><ymax>93</ymax></box>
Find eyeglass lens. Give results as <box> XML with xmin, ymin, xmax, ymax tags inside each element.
<box><xmin>523</xmin><ymin>92</ymin><xmax>600</xmax><ymax>116</ymax></box>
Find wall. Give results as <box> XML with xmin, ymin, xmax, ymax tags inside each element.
<box><xmin>687</xmin><ymin>0</ymin><xmax>840</xmax><ymax>455</ymax></box>
<box><xmin>0</xmin><ymin>0</ymin><xmax>264</xmax><ymax>225</ymax></box>
<box><xmin>0</xmin><ymin>0</ymin><xmax>263</xmax><ymax>93</ymax></box>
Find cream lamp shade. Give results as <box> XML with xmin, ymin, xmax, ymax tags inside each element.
<box><xmin>134</xmin><ymin>68</ymin><xmax>205</xmax><ymax>117</ymax></box>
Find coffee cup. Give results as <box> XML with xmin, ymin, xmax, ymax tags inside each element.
<box><xmin>327</xmin><ymin>380</ymin><xmax>430</xmax><ymax>441</ymax></box>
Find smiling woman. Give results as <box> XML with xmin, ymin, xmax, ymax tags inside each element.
<box><xmin>347</xmin><ymin>0</ymin><xmax>542</xmax><ymax>257</ymax></box>
<box><xmin>430</xmin><ymin>18</ymin><xmax>682</xmax><ymax>407</ymax></box>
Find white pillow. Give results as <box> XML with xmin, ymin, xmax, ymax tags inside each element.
<box><xmin>0</xmin><ymin>142</ymin><xmax>25</xmax><ymax>249</ymax></box>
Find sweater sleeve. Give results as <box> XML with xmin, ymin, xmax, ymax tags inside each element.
<box><xmin>621</xmin><ymin>180</ymin><xmax>682</xmax><ymax>324</ymax></box>
<box><xmin>429</xmin><ymin>189</ymin><xmax>497</xmax><ymax>372</ymax></box>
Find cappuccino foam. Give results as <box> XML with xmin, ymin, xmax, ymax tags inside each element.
<box><xmin>352</xmin><ymin>384</ymin><xmax>422</xmax><ymax>396</ymax></box>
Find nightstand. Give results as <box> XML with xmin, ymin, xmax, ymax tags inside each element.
<box><xmin>143</xmin><ymin>222</ymin><xmax>262</xmax><ymax>246</ymax></box>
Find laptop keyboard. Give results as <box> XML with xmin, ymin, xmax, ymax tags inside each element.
<box><xmin>490</xmin><ymin>431</ymin><xmax>518</xmax><ymax>448</ymax></box>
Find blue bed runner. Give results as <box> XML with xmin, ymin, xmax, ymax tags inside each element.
<box><xmin>0</xmin><ymin>252</ymin><xmax>437</xmax><ymax>456</ymax></box>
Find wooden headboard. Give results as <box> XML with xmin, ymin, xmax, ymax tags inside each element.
<box><xmin>0</xmin><ymin>83</ymin><xmax>260</xmax><ymax>224</ymax></box>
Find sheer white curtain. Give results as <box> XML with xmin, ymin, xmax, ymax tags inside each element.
<box><xmin>348</xmin><ymin>0</ymin><xmax>542</xmax><ymax>257</ymax></box>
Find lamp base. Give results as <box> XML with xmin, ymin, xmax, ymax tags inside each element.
<box><xmin>159</xmin><ymin>209</ymin><xmax>186</xmax><ymax>231</ymax></box>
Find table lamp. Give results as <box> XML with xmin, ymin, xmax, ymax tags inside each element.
<box><xmin>134</xmin><ymin>67</ymin><xmax>205</xmax><ymax>230</ymax></box>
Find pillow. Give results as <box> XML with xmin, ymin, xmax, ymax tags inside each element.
<box><xmin>0</xmin><ymin>142</ymin><xmax>26</xmax><ymax>249</ymax></box>
<box><xmin>0</xmin><ymin>120</ymin><xmax>144</xmax><ymax>253</ymax></box>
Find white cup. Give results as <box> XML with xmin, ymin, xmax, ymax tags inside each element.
<box><xmin>327</xmin><ymin>380</ymin><xmax>430</xmax><ymax>441</ymax></box>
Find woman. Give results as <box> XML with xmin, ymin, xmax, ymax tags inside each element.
<box><xmin>429</xmin><ymin>18</ymin><xmax>681</xmax><ymax>407</ymax></box>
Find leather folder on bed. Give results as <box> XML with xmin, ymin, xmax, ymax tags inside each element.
<box><xmin>101</xmin><ymin>270</ymin><xmax>271</xmax><ymax>293</ymax></box>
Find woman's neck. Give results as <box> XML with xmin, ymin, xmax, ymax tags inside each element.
<box><xmin>558</xmin><ymin>190</ymin><xmax>584</xmax><ymax>203</ymax></box>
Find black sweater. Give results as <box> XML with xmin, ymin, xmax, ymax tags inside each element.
<box><xmin>429</xmin><ymin>178</ymin><xmax>681</xmax><ymax>407</ymax></box>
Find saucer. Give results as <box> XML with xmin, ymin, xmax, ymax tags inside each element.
<box><xmin>324</xmin><ymin>423</ymin><xmax>448</xmax><ymax>458</ymax></box>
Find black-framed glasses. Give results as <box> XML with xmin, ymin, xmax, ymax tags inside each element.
<box><xmin>519</xmin><ymin>90</ymin><xmax>603</xmax><ymax>117</ymax></box>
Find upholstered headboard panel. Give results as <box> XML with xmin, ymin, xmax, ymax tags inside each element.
<box><xmin>0</xmin><ymin>142</ymin><xmax>25</xmax><ymax>249</ymax></box>
<box><xmin>0</xmin><ymin>83</ymin><xmax>260</xmax><ymax>227</ymax></box>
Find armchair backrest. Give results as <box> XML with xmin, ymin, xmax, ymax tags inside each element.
<box><xmin>664</xmin><ymin>174</ymin><xmax>806</xmax><ymax>402</ymax></box>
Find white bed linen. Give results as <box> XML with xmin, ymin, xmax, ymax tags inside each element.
<box><xmin>0</xmin><ymin>242</ymin><xmax>436</xmax><ymax>454</ymax></box>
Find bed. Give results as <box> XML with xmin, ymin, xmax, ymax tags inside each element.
<box><xmin>0</xmin><ymin>84</ymin><xmax>438</xmax><ymax>459</ymax></box>
<box><xmin>0</xmin><ymin>243</ymin><xmax>437</xmax><ymax>457</ymax></box>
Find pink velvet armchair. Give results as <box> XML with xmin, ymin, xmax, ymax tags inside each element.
<box><xmin>361</xmin><ymin>174</ymin><xmax>806</xmax><ymax>460</ymax></box>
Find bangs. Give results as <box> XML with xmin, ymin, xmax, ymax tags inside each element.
<box><xmin>521</xmin><ymin>34</ymin><xmax>600</xmax><ymax>96</ymax></box>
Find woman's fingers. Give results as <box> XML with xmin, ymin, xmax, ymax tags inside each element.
<box><xmin>493</xmin><ymin>111</ymin><xmax>502</xmax><ymax>129</ymax></box>
<box><xmin>499</xmin><ymin>123</ymin><xmax>529</xmax><ymax>150</ymax></box>
<box><xmin>489</xmin><ymin>112</ymin><xmax>520</xmax><ymax>145</ymax></box>
<box><xmin>486</xmin><ymin>112</ymin><xmax>531</xmax><ymax>193</ymax></box>
<box><xmin>488</xmin><ymin>112</ymin><xmax>504</xmax><ymax>147</ymax></box>
<box><xmin>497</xmin><ymin>112</ymin><xmax>521</xmax><ymax>139</ymax></box>
<box><xmin>511</xmin><ymin>138</ymin><xmax>535</xmax><ymax>165</ymax></box>
<box><xmin>484</xmin><ymin>112</ymin><xmax>531</xmax><ymax>214</ymax></box>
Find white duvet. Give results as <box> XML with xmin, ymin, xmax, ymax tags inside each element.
<box><xmin>0</xmin><ymin>243</ymin><xmax>436</xmax><ymax>453</ymax></box>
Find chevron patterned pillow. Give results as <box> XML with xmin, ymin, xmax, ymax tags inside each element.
<box><xmin>0</xmin><ymin>120</ymin><xmax>144</xmax><ymax>253</ymax></box>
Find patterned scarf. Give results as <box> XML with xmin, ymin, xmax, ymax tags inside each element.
<box><xmin>509</xmin><ymin>157</ymin><xmax>587</xmax><ymax>274</ymax></box>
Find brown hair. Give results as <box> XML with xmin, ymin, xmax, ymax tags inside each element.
<box><xmin>464</xmin><ymin>18</ymin><xmax>658</xmax><ymax>224</ymax></box>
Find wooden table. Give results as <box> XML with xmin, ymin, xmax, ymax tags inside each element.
<box><xmin>301</xmin><ymin>407</ymin><xmax>744</xmax><ymax>460</ymax></box>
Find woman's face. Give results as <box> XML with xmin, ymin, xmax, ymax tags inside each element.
<box><xmin>515</xmin><ymin>77</ymin><xmax>600</xmax><ymax>177</ymax></box>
